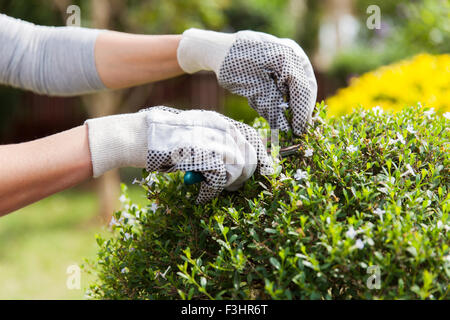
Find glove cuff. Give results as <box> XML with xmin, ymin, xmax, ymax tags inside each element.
<box><xmin>177</xmin><ymin>28</ymin><xmax>236</xmax><ymax>74</ymax></box>
<box><xmin>85</xmin><ymin>112</ymin><xmax>148</xmax><ymax>177</ymax></box>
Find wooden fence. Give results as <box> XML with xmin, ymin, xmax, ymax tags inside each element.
<box><xmin>1</xmin><ymin>70</ymin><xmax>331</xmax><ymax>144</ymax></box>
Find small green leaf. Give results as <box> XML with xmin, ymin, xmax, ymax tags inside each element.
<box><xmin>270</xmin><ymin>257</ymin><xmax>281</xmax><ymax>270</ymax></box>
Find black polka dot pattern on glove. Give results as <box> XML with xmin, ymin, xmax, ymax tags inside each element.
<box><xmin>218</xmin><ymin>116</ymin><xmax>274</xmax><ymax>177</ymax></box>
<box><xmin>147</xmin><ymin>146</ymin><xmax>227</xmax><ymax>204</ymax></box>
<box><xmin>218</xmin><ymin>39</ymin><xmax>315</xmax><ymax>135</ymax></box>
<box><xmin>143</xmin><ymin>106</ymin><xmax>273</xmax><ymax>204</ymax></box>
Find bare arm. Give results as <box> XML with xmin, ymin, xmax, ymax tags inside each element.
<box><xmin>95</xmin><ymin>32</ymin><xmax>184</xmax><ymax>89</ymax></box>
<box><xmin>0</xmin><ymin>18</ymin><xmax>186</xmax><ymax>216</ymax></box>
<box><xmin>0</xmin><ymin>20</ymin><xmax>185</xmax><ymax>215</ymax></box>
<box><xmin>0</xmin><ymin>125</ymin><xmax>92</xmax><ymax>216</ymax></box>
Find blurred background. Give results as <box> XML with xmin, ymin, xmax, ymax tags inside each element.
<box><xmin>0</xmin><ymin>0</ymin><xmax>448</xmax><ymax>299</ymax></box>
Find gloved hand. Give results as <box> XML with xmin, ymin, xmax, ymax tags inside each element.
<box><xmin>177</xmin><ymin>29</ymin><xmax>318</xmax><ymax>136</ymax></box>
<box><xmin>85</xmin><ymin>106</ymin><xmax>273</xmax><ymax>203</ymax></box>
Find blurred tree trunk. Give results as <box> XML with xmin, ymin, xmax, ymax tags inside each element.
<box><xmin>87</xmin><ymin>0</ymin><xmax>122</xmax><ymax>224</ymax></box>
<box><xmin>50</xmin><ymin>0</ymin><xmax>122</xmax><ymax>223</ymax></box>
<box><xmin>314</xmin><ymin>0</ymin><xmax>356</xmax><ymax>70</ymax></box>
<box><xmin>83</xmin><ymin>92</ymin><xmax>122</xmax><ymax>224</ymax></box>
<box><xmin>328</xmin><ymin>0</ymin><xmax>354</xmax><ymax>50</ymax></box>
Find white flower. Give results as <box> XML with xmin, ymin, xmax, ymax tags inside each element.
<box><xmin>346</xmin><ymin>226</ymin><xmax>357</xmax><ymax>239</ymax></box>
<box><xmin>424</xmin><ymin>108</ymin><xmax>435</xmax><ymax>119</ymax></box>
<box><xmin>372</xmin><ymin>106</ymin><xmax>383</xmax><ymax>116</ymax></box>
<box><xmin>312</xmin><ymin>114</ymin><xmax>325</xmax><ymax>124</ymax></box>
<box><xmin>304</xmin><ymin>148</ymin><xmax>314</xmax><ymax>157</ymax></box>
<box><xmin>294</xmin><ymin>169</ymin><xmax>308</xmax><ymax>181</ymax></box>
<box><xmin>378</xmin><ymin>187</ymin><xmax>389</xmax><ymax>194</ymax></box>
<box><xmin>145</xmin><ymin>173</ymin><xmax>156</xmax><ymax>187</ymax></box>
<box><xmin>109</xmin><ymin>216</ymin><xmax>122</xmax><ymax>227</ymax></box>
<box><xmin>124</xmin><ymin>233</ymin><xmax>132</xmax><ymax>241</ymax></box>
<box><xmin>346</xmin><ymin>145</ymin><xmax>358</xmax><ymax>153</ymax></box>
<box><xmin>133</xmin><ymin>174</ymin><xmax>156</xmax><ymax>187</ymax></box>
<box><xmin>150</xmin><ymin>203</ymin><xmax>159</xmax><ymax>213</ymax></box>
<box><xmin>437</xmin><ymin>221</ymin><xmax>443</xmax><ymax>229</ymax></box>
<box><xmin>110</xmin><ymin>216</ymin><xmax>118</xmax><ymax>227</ymax></box>
<box><xmin>355</xmin><ymin>239</ymin><xmax>365</xmax><ymax>249</ymax></box>
<box><xmin>373</xmin><ymin>208</ymin><xmax>385</xmax><ymax>218</ymax></box>
<box><xmin>373</xmin><ymin>208</ymin><xmax>385</xmax><ymax>222</ymax></box>
<box><xmin>129</xmin><ymin>204</ymin><xmax>139</xmax><ymax>213</ymax></box>
<box><xmin>279</xmin><ymin>173</ymin><xmax>290</xmax><ymax>182</ymax></box>
<box><xmin>119</xmin><ymin>195</ymin><xmax>127</xmax><ymax>203</ymax></box>
<box><xmin>388</xmin><ymin>138</ymin><xmax>398</xmax><ymax>146</ymax></box>
<box><xmin>396</xmin><ymin>133</ymin><xmax>405</xmax><ymax>145</ymax></box>
<box><xmin>406</xmin><ymin>164</ymin><xmax>415</xmax><ymax>175</ymax></box>
<box><xmin>326</xmin><ymin>217</ymin><xmax>331</xmax><ymax>224</ymax></box>
<box><xmin>122</xmin><ymin>212</ymin><xmax>133</xmax><ymax>220</ymax></box>
<box><xmin>401</xmin><ymin>164</ymin><xmax>416</xmax><ymax>177</ymax></box>
<box><xmin>406</xmin><ymin>125</ymin><xmax>416</xmax><ymax>134</ymax></box>
<box><xmin>279</xmin><ymin>102</ymin><xmax>289</xmax><ymax>109</ymax></box>
<box><xmin>121</xmin><ymin>267</ymin><xmax>128</xmax><ymax>274</ymax></box>
<box><xmin>132</xmin><ymin>178</ymin><xmax>145</xmax><ymax>186</ymax></box>
<box><xmin>443</xmin><ymin>112</ymin><xmax>450</xmax><ymax>120</ymax></box>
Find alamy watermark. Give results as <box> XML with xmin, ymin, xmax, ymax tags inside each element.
<box><xmin>366</xmin><ymin>5</ymin><xmax>381</xmax><ymax>30</ymax></box>
<box><xmin>66</xmin><ymin>264</ymin><xmax>81</xmax><ymax>290</ymax></box>
<box><xmin>66</xmin><ymin>5</ymin><xmax>81</xmax><ymax>27</ymax></box>
<box><xmin>366</xmin><ymin>265</ymin><xmax>381</xmax><ymax>289</ymax></box>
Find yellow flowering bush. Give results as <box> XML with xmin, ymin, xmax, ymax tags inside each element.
<box><xmin>327</xmin><ymin>54</ymin><xmax>450</xmax><ymax>116</ymax></box>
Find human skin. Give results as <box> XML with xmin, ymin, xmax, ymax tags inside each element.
<box><xmin>0</xmin><ymin>32</ymin><xmax>184</xmax><ymax>216</ymax></box>
<box><xmin>94</xmin><ymin>32</ymin><xmax>184</xmax><ymax>88</ymax></box>
<box><xmin>0</xmin><ymin>125</ymin><xmax>92</xmax><ymax>216</ymax></box>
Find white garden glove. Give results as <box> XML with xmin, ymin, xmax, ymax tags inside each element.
<box><xmin>177</xmin><ymin>29</ymin><xmax>318</xmax><ymax>136</ymax></box>
<box><xmin>85</xmin><ymin>106</ymin><xmax>273</xmax><ymax>203</ymax></box>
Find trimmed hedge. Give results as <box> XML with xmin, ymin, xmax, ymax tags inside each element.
<box><xmin>86</xmin><ymin>102</ymin><xmax>449</xmax><ymax>299</ymax></box>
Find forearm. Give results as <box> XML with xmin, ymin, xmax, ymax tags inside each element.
<box><xmin>95</xmin><ymin>32</ymin><xmax>184</xmax><ymax>89</ymax></box>
<box><xmin>0</xmin><ymin>125</ymin><xmax>92</xmax><ymax>216</ymax></box>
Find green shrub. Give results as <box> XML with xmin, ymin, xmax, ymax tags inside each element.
<box><xmin>86</xmin><ymin>102</ymin><xmax>449</xmax><ymax>299</ymax></box>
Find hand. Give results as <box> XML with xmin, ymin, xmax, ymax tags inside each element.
<box><xmin>177</xmin><ymin>29</ymin><xmax>318</xmax><ymax>135</ymax></box>
<box><xmin>177</xmin><ymin>29</ymin><xmax>318</xmax><ymax>136</ymax></box>
<box><xmin>85</xmin><ymin>107</ymin><xmax>273</xmax><ymax>203</ymax></box>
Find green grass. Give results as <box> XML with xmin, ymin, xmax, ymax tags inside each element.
<box><xmin>0</xmin><ymin>185</ymin><xmax>147</xmax><ymax>299</ymax></box>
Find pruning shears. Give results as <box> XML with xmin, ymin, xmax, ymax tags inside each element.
<box><xmin>183</xmin><ymin>144</ymin><xmax>301</xmax><ymax>185</ymax></box>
